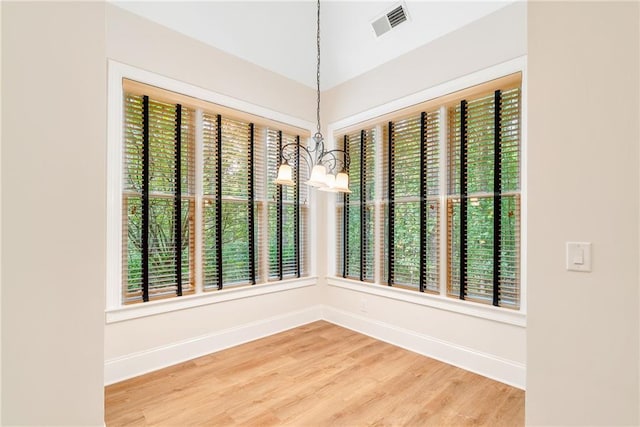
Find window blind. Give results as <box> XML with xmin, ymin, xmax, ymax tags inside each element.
<box><xmin>334</xmin><ymin>73</ymin><xmax>521</xmax><ymax>310</ymax></box>
<box><xmin>447</xmin><ymin>87</ymin><xmax>521</xmax><ymax>308</ymax></box>
<box><xmin>219</xmin><ymin>117</ymin><xmax>254</xmax><ymax>287</ymax></box>
<box><xmin>122</xmin><ymin>80</ymin><xmax>309</xmax><ymax>305</ymax></box>
<box><xmin>337</xmin><ymin>129</ymin><xmax>375</xmax><ymax>281</ymax></box>
<box><xmin>381</xmin><ymin>111</ymin><xmax>440</xmax><ymax>291</ymax></box>
<box><xmin>266</xmin><ymin>131</ymin><xmax>307</xmax><ymax>280</ymax></box>
<box><xmin>123</xmin><ymin>94</ymin><xmax>195</xmax><ymax>303</ymax></box>
<box><xmin>202</xmin><ymin>112</ymin><xmax>220</xmax><ymax>290</ymax></box>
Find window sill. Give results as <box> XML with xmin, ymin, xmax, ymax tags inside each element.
<box><xmin>106</xmin><ymin>276</ymin><xmax>317</xmax><ymax>324</ymax></box>
<box><xmin>326</xmin><ymin>277</ymin><xmax>526</xmax><ymax>327</ymax></box>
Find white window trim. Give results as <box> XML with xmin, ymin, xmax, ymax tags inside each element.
<box><xmin>326</xmin><ymin>56</ymin><xmax>528</xmax><ymax>323</ymax></box>
<box><xmin>327</xmin><ymin>276</ymin><xmax>524</xmax><ymax>326</ymax></box>
<box><xmin>106</xmin><ymin>60</ymin><xmax>316</xmax><ymax>321</ymax></box>
<box><xmin>107</xmin><ymin>277</ymin><xmax>317</xmax><ymax>323</ymax></box>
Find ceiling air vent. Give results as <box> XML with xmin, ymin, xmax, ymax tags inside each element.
<box><xmin>371</xmin><ymin>2</ymin><xmax>409</xmax><ymax>37</ymax></box>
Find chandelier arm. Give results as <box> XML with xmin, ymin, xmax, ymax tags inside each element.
<box><xmin>280</xmin><ymin>141</ymin><xmax>314</xmax><ymax>172</ymax></box>
<box><xmin>319</xmin><ymin>148</ymin><xmax>350</xmax><ymax>172</ymax></box>
<box><xmin>317</xmin><ymin>150</ymin><xmax>338</xmax><ymax>174</ymax></box>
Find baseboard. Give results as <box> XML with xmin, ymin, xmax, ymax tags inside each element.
<box><xmin>321</xmin><ymin>305</ymin><xmax>526</xmax><ymax>390</ymax></box>
<box><xmin>105</xmin><ymin>304</ymin><xmax>525</xmax><ymax>389</ymax></box>
<box><xmin>104</xmin><ymin>306</ymin><xmax>323</xmax><ymax>385</ymax></box>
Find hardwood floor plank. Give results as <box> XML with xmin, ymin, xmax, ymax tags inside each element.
<box><xmin>105</xmin><ymin>321</ymin><xmax>524</xmax><ymax>426</ymax></box>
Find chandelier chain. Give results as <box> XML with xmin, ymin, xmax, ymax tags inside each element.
<box><xmin>316</xmin><ymin>0</ymin><xmax>321</xmax><ymax>137</ymax></box>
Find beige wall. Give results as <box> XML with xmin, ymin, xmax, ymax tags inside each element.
<box><xmin>0</xmin><ymin>2</ymin><xmax>3</xmax><ymax>423</ymax></box>
<box><xmin>527</xmin><ymin>2</ymin><xmax>639</xmax><ymax>425</ymax></box>
<box><xmin>106</xmin><ymin>4</ymin><xmax>315</xmax><ymax>124</ymax></box>
<box><xmin>323</xmin><ymin>2</ymin><xmax>526</xmax><ymax>124</ymax></box>
<box><xmin>1</xmin><ymin>2</ymin><xmax>107</xmax><ymax>425</ymax></box>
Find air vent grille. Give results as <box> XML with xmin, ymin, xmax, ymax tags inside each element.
<box><xmin>371</xmin><ymin>3</ymin><xmax>409</xmax><ymax>38</ymax></box>
<box><xmin>387</xmin><ymin>5</ymin><xmax>407</xmax><ymax>28</ymax></box>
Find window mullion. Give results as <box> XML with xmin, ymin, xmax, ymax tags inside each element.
<box><xmin>194</xmin><ymin>109</ymin><xmax>204</xmax><ymax>294</ymax></box>
<box><xmin>438</xmin><ymin>105</ymin><xmax>448</xmax><ymax>297</ymax></box>
<box><xmin>294</xmin><ymin>136</ymin><xmax>301</xmax><ymax>278</ymax></box>
<box><xmin>261</xmin><ymin>130</ymin><xmax>269</xmax><ymax>281</ymax></box>
<box><xmin>373</xmin><ymin>124</ymin><xmax>383</xmax><ymax>285</ymax></box>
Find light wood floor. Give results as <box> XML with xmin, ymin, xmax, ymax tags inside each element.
<box><xmin>105</xmin><ymin>321</ymin><xmax>524</xmax><ymax>426</ymax></box>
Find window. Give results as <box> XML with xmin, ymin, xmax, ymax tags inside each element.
<box><xmin>122</xmin><ymin>80</ymin><xmax>308</xmax><ymax>304</ymax></box>
<box><xmin>266</xmin><ymin>131</ymin><xmax>309</xmax><ymax>280</ymax></box>
<box><xmin>447</xmin><ymin>88</ymin><xmax>521</xmax><ymax>308</ymax></box>
<box><xmin>336</xmin><ymin>129</ymin><xmax>376</xmax><ymax>281</ymax></box>
<box><xmin>123</xmin><ymin>95</ymin><xmax>196</xmax><ymax>303</ymax></box>
<box><xmin>382</xmin><ymin>112</ymin><xmax>440</xmax><ymax>291</ymax></box>
<box><xmin>335</xmin><ymin>74</ymin><xmax>521</xmax><ymax>309</ymax></box>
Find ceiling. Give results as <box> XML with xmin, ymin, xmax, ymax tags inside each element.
<box><xmin>112</xmin><ymin>1</ymin><xmax>515</xmax><ymax>90</ymax></box>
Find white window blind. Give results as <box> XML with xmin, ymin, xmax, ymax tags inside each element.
<box><xmin>220</xmin><ymin>117</ymin><xmax>254</xmax><ymax>287</ymax></box>
<box><xmin>202</xmin><ymin>112</ymin><xmax>220</xmax><ymax>290</ymax></box>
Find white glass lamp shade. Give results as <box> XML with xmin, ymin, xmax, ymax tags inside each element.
<box><xmin>334</xmin><ymin>170</ymin><xmax>351</xmax><ymax>193</ymax></box>
<box><xmin>306</xmin><ymin>164</ymin><xmax>328</xmax><ymax>187</ymax></box>
<box><xmin>275</xmin><ymin>163</ymin><xmax>295</xmax><ymax>186</ymax></box>
<box><xmin>319</xmin><ymin>173</ymin><xmax>339</xmax><ymax>192</ymax></box>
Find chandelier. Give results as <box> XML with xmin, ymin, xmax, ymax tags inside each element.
<box><xmin>274</xmin><ymin>0</ymin><xmax>351</xmax><ymax>193</ymax></box>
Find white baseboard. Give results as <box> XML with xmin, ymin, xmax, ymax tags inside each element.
<box><xmin>321</xmin><ymin>305</ymin><xmax>526</xmax><ymax>390</ymax></box>
<box><xmin>105</xmin><ymin>304</ymin><xmax>525</xmax><ymax>389</ymax></box>
<box><xmin>104</xmin><ymin>306</ymin><xmax>322</xmax><ymax>385</ymax></box>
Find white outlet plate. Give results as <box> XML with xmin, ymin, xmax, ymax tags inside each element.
<box><xmin>566</xmin><ymin>242</ymin><xmax>592</xmax><ymax>272</ymax></box>
<box><xmin>359</xmin><ymin>298</ymin><xmax>368</xmax><ymax>313</ymax></box>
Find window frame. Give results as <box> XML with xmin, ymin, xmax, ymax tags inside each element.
<box><xmin>326</xmin><ymin>57</ymin><xmax>527</xmax><ymax>325</ymax></box>
<box><xmin>107</xmin><ymin>61</ymin><xmax>317</xmax><ymax>322</ymax></box>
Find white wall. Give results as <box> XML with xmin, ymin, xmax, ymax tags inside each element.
<box><xmin>106</xmin><ymin>5</ymin><xmax>315</xmax><ymax>124</ymax></box>
<box><xmin>1</xmin><ymin>2</ymin><xmax>107</xmax><ymax>425</ymax></box>
<box><xmin>323</xmin><ymin>2</ymin><xmax>526</xmax><ymax>124</ymax></box>
<box><xmin>104</xmin><ymin>5</ymin><xmax>322</xmax><ymax>384</ymax></box>
<box><xmin>526</xmin><ymin>2</ymin><xmax>639</xmax><ymax>425</ymax></box>
<box><xmin>0</xmin><ymin>2</ymin><xmax>4</xmax><ymax>423</ymax></box>
<box><xmin>319</xmin><ymin>2</ymin><xmax>527</xmax><ymax>388</ymax></box>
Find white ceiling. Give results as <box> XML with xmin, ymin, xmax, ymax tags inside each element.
<box><xmin>113</xmin><ymin>1</ymin><xmax>515</xmax><ymax>90</ymax></box>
